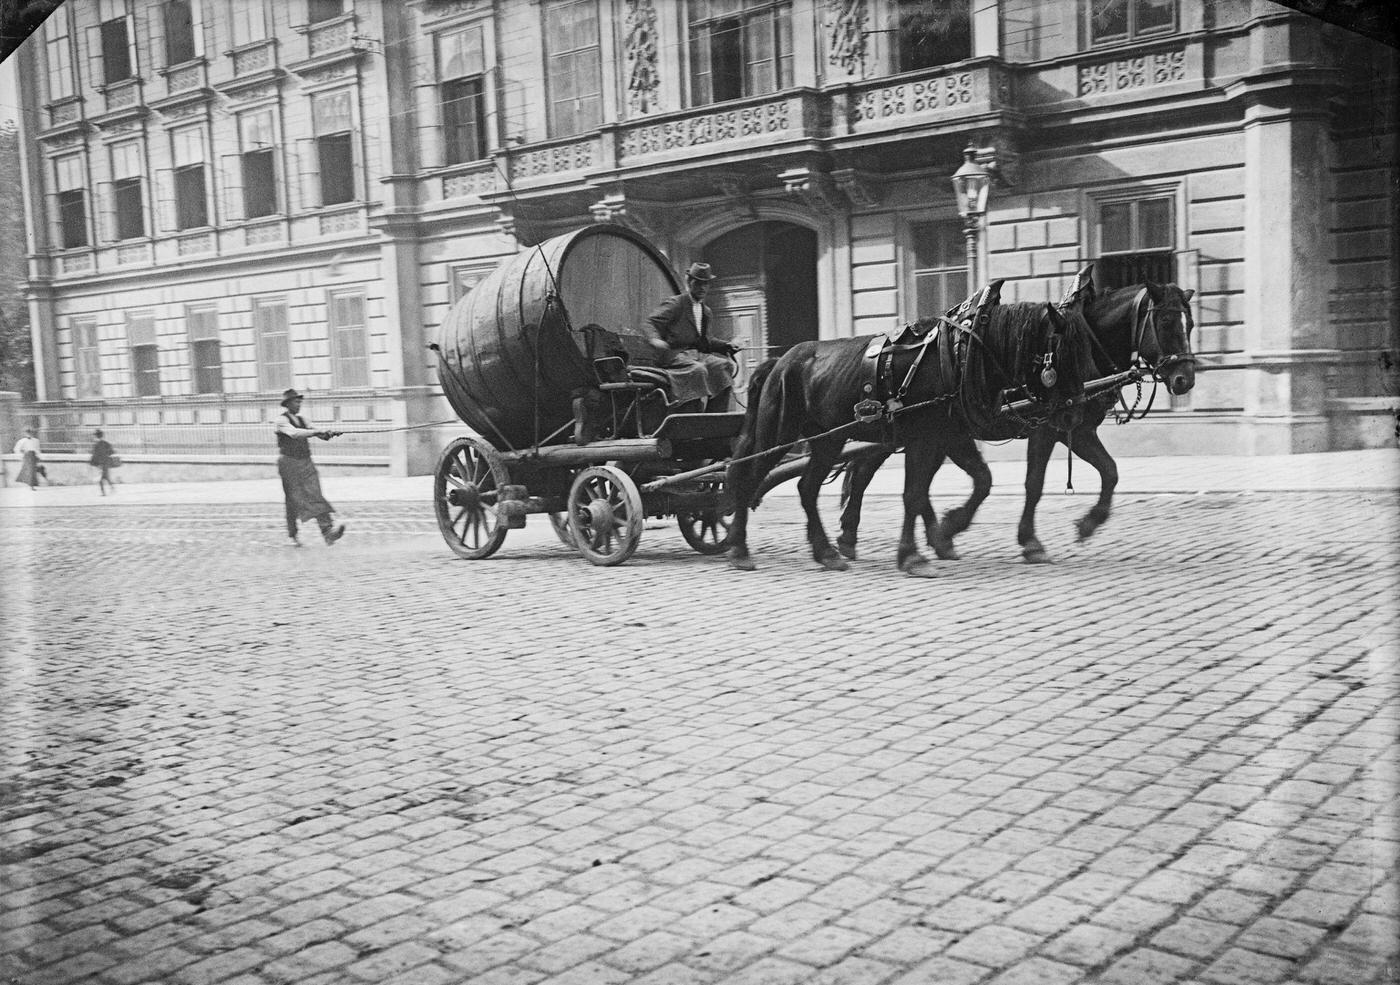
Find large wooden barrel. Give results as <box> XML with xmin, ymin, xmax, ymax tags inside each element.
<box><xmin>435</xmin><ymin>224</ymin><xmax>681</xmax><ymax>450</ymax></box>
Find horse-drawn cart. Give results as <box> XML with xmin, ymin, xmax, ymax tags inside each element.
<box><xmin>430</xmin><ymin>223</ymin><xmax>747</xmax><ymax>565</ymax></box>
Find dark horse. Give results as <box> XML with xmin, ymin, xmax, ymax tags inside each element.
<box><xmin>725</xmin><ymin>298</ymin><xmax>1097</xmax><ymax>576</ymax></box>
<box><xmin>835</xmin><ymin>275</ymin><xmax>1196</xmax><ymax>564</ymax></box>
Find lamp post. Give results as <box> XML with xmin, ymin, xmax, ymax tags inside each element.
<box><xmin>951</xmin><ymin>145</ymin><xmax>992</xmax><ymax>280</ymax></box>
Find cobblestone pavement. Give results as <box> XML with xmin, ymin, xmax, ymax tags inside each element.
<box><xmin>2</xmin><ymin>489</ymin><xmax>1397</xmax><ymax>985</ymax></box>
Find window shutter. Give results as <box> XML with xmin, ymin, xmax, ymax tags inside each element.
<box><xmin>219</xmin><ymin>152</ymin><xmax>244</xmax><ymax>222</ymax></box>
<box><xmin>153</xmin><ymin>168</ymin><xmax>178</xmax><ymax>232</ymax></box>
<box><xmin>85</xmin><ymin>25</ymin><xmax>104</xmax><ymax>89</ymax></box>
<box><xmin>96</xmin><ymin>181</ymin><xmax>117</xmax><ymax>242</ymax></box>
<box><xmin>293</xmin><ymin>139</ymin><xmax>321</xmax><ymax>209</ymax></box>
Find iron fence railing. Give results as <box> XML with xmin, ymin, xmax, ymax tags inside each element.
<box><xmin>15</xmin><ymin>394</ymin><xmax>395</xmax><ymax>461</ymax></box>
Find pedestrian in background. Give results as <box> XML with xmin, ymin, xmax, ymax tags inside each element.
<box><xmin>14</xmin><ymin>428</ymin><xmax>45</xmax><ymax>489</ymax></box>
<box><xmin>274</xmin><ymin>389</ymin><xmax>346</xmax><ymax>547</ymax></box>
<box><xmin>90</xmin><ymin>429</ymin><xmax>116</xmax><ymax>496</ymax></box>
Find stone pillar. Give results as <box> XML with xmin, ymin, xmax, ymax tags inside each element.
<box><xmin>1239</xmin><ymin>84</ymin><xmax>1337</xmax><ymax>453</ymax></box>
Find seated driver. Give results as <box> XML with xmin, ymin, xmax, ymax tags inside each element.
<box><xmin>645</xmin><ymin>262</ymin><xmax>739</xmax><ymax>412</ymax></box>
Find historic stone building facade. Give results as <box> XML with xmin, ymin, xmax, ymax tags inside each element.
<box><xmin>11</xmin><ymin>0</ymin><xmax>1397</xmax><ymax>476</ymax></box>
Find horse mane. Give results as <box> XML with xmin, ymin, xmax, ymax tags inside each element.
<box><xmin>977</xmin><ymin>301</ymin><xmax>1095</xmax><ymax>389</ymax></box>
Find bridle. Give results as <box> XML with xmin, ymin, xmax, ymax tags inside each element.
<box><xmin>1128</xmin><ymin>287</ymin><xmax>1196</xmax><ymax>383</ymax></box>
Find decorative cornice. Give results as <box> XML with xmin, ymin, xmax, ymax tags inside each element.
<box><xmin>831</xmin><ymin>167</ymin><xmax>882</xmax><ymax>209</ymax></box>
<box><xmin>778</xmin><ymin>166</ymin><xmax>843</xmax><ymax>212</ymax></box>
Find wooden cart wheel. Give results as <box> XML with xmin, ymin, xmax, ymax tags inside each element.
<box><xmin>567</xmin><ymin>465</ymin><xmax>644</xmax><ymax>566</ymax></box>
<box><xmin>434</xmin><ymin>437</ymin><xmax>509</xmax><ymax>559</ymax></box>
<box><xmin>677</xmin><ymin>509</ymin><xmax>733</xmax><ymax>555</ymax></box>
<box><xmin>548</xmin><ymin>512</ymin><xmax>573</xmax><ymax>546</ymax></box>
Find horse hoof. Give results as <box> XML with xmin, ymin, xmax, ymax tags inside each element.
<box><xmin>1022</xmin><ymin>549</ymin><xmax>1051</xmax><ymax>564</ymax></box>
<box><xmin>933</xmin><ymin>545</ymin><xmax>961</xmax><ymax>561</ymax></box>
<box><xmin>729</xmin><ymin>553</ymin><xmax>757</xmax><ymax>572</ymax></box>
<box><xmin>1075</xmin><ymin>521</ymin><xmax>1097</xmax><ymax>542</ymax></box>
<box><xmin>902</xmin><ymin>559</ymin><xmax>938</xmax><ymax>578</ymax></box>
<box><xmin>819</xmin><ymin>554</ymin><xmax>850</xmax><ymax>572</ymax></box>
<box><xmin>837</xmin><ymin>541</ymin><xmax>858</xmax><ymax>560</ymax></box>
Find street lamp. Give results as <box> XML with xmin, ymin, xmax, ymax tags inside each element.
<box><xmin>951</xmin><ymin>145</ymin><xmax>992</xmax><ymax>277</ymax></box>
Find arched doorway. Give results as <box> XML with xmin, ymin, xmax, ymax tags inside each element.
<box><xmin>695</xmin><ymin>221</ymin><xmax>818</xmax><ymax>405</ymax></box>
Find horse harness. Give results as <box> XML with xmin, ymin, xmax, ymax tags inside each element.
<box><xmin>855</xmin><ymin>284</ymin><xmax>1071</xmax><ymax>435</ymax></box>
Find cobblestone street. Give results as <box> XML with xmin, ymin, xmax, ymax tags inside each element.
<box><xmin>2</xmin><ymin>487</ymin><xmax>1398</xmax><ymax>985</ymax></box>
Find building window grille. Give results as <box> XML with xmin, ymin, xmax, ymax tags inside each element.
<box><xmin>1090</xmin><ymin>0</ymin><xmax>1175</xmax><ymax>45</ymax></box>
<box><xmin>240</xmin><ymin>110</ymin><xmax>279</xmax><ymax>218</ymax></box>
<box><xmin>910</xmin><ymin>219</ymin><xmax>968</xmax><ymax>318</ymax></box>
<box><xmin>111</xmin><ymin>141</ymin><xmax>145</xmax><ymax>240</ymax></box>
<box><xmin>255</xmin><ymin>299</ymin><xmax>291</xmax><ymax>390</ymax></box>
<box><xmin>75</xmin><ymin>320</ymin><xmax>102</xmax><ymax>399</ymax></box>
<box><xmin>688</xmin><ymin>0</ymin><xmax>792</xmax><ymax>107</ymax></box>
<box><xmin>163</xmin><ymin>0</ymin><xmax>196</xmax><ymax>65</ymax></box>
<box><xmin>100</xmin><ymin>17</ymin><xmax>133</xmax><ymax>84</ymax></box>
<box><xmin>893</xmin><ymin>0</ymin><xmax>971</xmax><ymax>73</ymax></box>
<box><xmin>1096</xmin><ymin>196</ymin><xmax>1176</xmax><ymax>288</ymax></box>
<box><xmin>128</xmin><ymin>314</ymin><xmax>160</xmax><ymax>397</ymax></box>
<box><xmin>545</xmin><ymin>0</ymin><xmax>602</xmax><ymax>137</ymax></box>
<box><xmin>55</xmin><ymin>155</ymin><xmax>88</xmax><ymax>249</ymax></box>
<box><xmin>172</xmin><ymin>128</ymin><xmax>208</xmax><ymax>229</ymax></box>
<box><xmin>187</xmin><ymin>307</ymin><xmax>222</xmax><ymax>393</ymax></box>
<box><xmin>438</xmin><ymin>27</ymin><xmax>487</xmax><ymax>164</ymax></box>
<box><xmin>308</xmin><ymin>0</ymin><xmax>344</xmax><ymax>24</ymax></box>
<box><xmin>312</xmin><ymin>90</ymin><xmax>355</xmax><ymax>206</ymax></box>
<box><xmin>45</xmin><ymin>10</ymin><xmax>75</xmax><ymax>101</ymax></box>
<box><xmin>329</xmin><ymin>291</ymin><xmax>368</xmax><ymax>387</ymax></box>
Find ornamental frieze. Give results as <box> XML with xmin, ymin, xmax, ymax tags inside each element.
<box><xmin>443</xmin><ymin>169</ymin><xmax>497</xmax><ymax>199</ymax></box>
<box><xmin>1078</xmin><ymin>49</ymin><xmax>1187</xmax><ymax>96</ymax></box>
<box><xmin>620</xmin><ymin>102</ymin><xmax>791</xmax><ymax>158</ymax></box>
<box><xmin>512</xmin><ymin>140</ymin><xmax>596</xmax><ymax>178</ymax></box>
<box><xmin>850</xmin><ymin>73</ymin><xmax>973</xmax><ymax>124</ymax></box>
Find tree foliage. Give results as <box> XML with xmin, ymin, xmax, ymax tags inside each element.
<box><xmin>0</xmin><ymin>121</ymin><xmax>35</xmax><ymax>400</ymax></box>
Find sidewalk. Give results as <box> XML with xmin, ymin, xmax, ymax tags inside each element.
<box><xmin>0</xmin><ymin>448</ymin><xmax>1396</xmax><ymax>510</ymax></box>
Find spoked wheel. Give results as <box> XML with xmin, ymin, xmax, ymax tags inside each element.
<box><xmin>548</xmin><ymin>512</ymin><xmax>573</xmax><ymax>546</ymax></box>
<box><xmin>677</xmin><ymin>508</ymin><xmax>733</xmax><ymax>555</ymax></box>
<box><xmin>434</xmin><ymin>437</ymin><xmax>509</xmax><ymax>559</ymax></box>
<box><xmin>566</xmin><ymin>465</ymin><xmax>644</xmax><ymax>566</ymax></box>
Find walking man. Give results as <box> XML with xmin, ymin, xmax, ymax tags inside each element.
<box><xmin>274</xmin><ymin>389</ymin><xmax>346</xmax><ymax>546</ymax></box>
<box><xmin>90</xmin><ymin>429</ymin><xmax>116</xmax><ymax>495</ymax></box>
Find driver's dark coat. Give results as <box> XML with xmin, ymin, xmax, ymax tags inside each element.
<box><xmin>648</xmin><ymin>292</ymin><xmax>718</xmax><ymax>352</ymax></box>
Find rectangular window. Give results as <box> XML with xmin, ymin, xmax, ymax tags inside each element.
<box><xmin>111</xmin><ymin>141</ymin><xmax>145</xmax><ymax>240</ymax></box>
<box><xmin>438</xmin><ymin>27</ymin><xmax>486</xmax><ymax>164</ymax></box>
<box><xmin>45</xmin><ymin>11</ymin><xmax>75</xmax><ymax>101</ymax></box>
<box><xmin>163</xmin><ymin>0</ymin><xmax>196</xmax><ymax>65</ymax></box>
<box><xmin>1096</xmin><ymin>196</ymin><xmax>1176</xmax><ymax>289</ymax></box>
<box><xmin>75</xmin><ymin>320</ymin><xmax>102</xmax><ymax>399</ymax></box>
<box><xmin>55</xmin><ymin>155</ymin><xmax>88</xmax><ymax>249</ymax></box>
<box><xmin>689</xmin><ymin>0</ymin><xmax>792</xmax><ymax>106</ymax></box>
<box><xmin>240</xmin><ymin>110</ymin><xmax>278</xmax><ymax>217</ymax></box>
<box><xmin>308</xmin><ymin>0</ymin><xmax>343</xmax><ymax>24</ymax></box>
<box><xmin>100</xmin><ymin>17</ymin><xmax>132</xmax><ymax>84</ymax></box>
<box><xmin>329</xmin><ymin>291</ymin><xmax>368</xmax><ymax>387</ymax></box>
<box><xmin>1090</xmin><ymin>0</ymin><xmax>1176</xmax><ymax>45</ymax></box>
<box><xmin>172</xmin><ymin>128</ymin><xmax>208</xmax><ymax>229</ymax></box>
<box><xmin>230</xmin><ymin>0</ymin><xmax>268</xmax><ymax>46</ymax></box>
<box><xmin>546</xmin><ymin>0</ymin><xmax>602</xmax><ymax>137</ymax></box>
<box><xmin>255</xmin><ymin>299</ymin><xmax>290</xmax><ymax>390</ymax></box>
<box><xmin>910</xmin><ymin>220</ymin><xmax>969</xmax><ymax>318</ymax></box>
<box><xmin>312</xmin><ymin>90</ymin><xmax>355</xmax><ymax>205</ymax></box>
<box><xmin>187</xmin><ymin>307</ymin><xmax>222</xmax><ymax>393</ymax></box>
<box><xmin>128</xmin><ymin>314</ymin><xmax>160</xmax><ymax>397</ymax></box>
<box><xmin>894</xmin><ymin>0</ymin><xmax>971</xmax><ymax>72</ymax></box>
